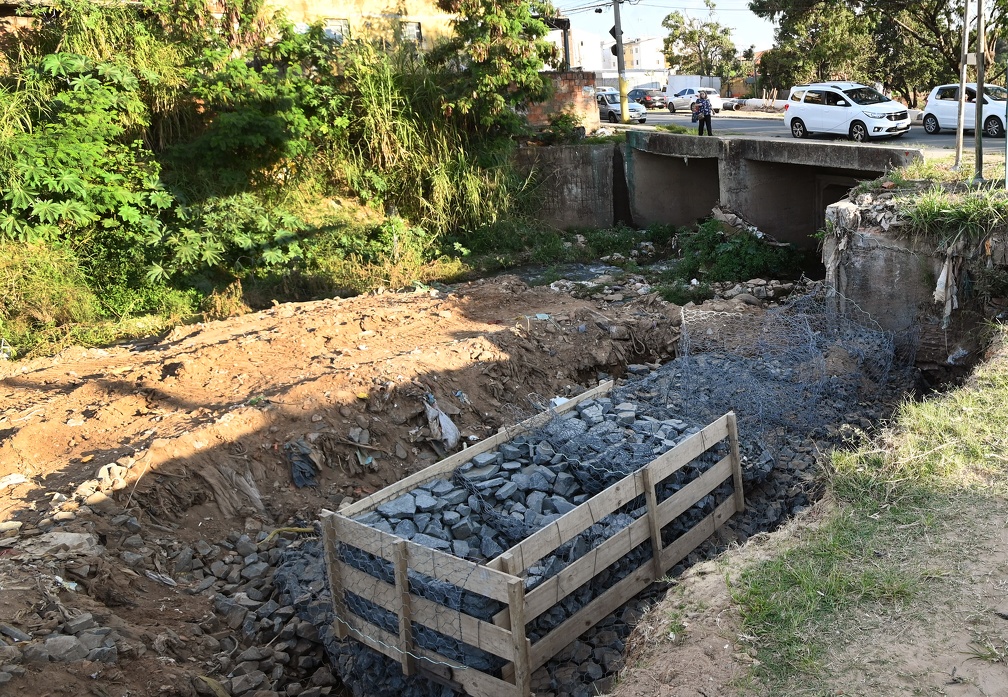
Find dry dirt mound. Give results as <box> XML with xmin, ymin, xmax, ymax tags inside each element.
<box><xmin>0</xmin><ymin>276</ymin><xmax>705</xmax><ymax>695</ymax></box>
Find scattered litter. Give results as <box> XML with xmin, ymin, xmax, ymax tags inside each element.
<box><xmin>424</xmin><ymin>394</ymin><xmax>460</xmax><ymax>450</ymax></box>
<box><xmin>454</xmin><ymin>390</ymin><xmax>471</xmax><ymax>405</ymax></box>
<box><xmin>355</xmin><ymin>449</ymin><xmax>373</xmax><ymax>469</ymax></box>
<box><xmin>283</xmin><ymin>439</ymin><xmax>322</xmax><ymax>488</ymax></box>
<box><xmin>53</xmin><ymin>575</ymin><xmax>79</xmax><ymax>592</ymax></box>
<box><xmin>144</xmin><ymin>570</ymin><xmax>177</xmax><ymax>587</ymax></box>
<box><xmin>0</xmin><ymin>474</ymin><xmax>27</xmax><ymax>491</ymax></box>
<box><xmin>549</xmin><ymin>396</ymin><xmax>570</xmax><ymax>408</ymax></box>
<box><xmin>0</xmin><ymin>338</ymin><xmax>10</xmax><ymax>360</ymax></box>
<box><xmin>535</xmin><ymin>313</ymin><xmax>550</xmax><ymax>321</ymax></box>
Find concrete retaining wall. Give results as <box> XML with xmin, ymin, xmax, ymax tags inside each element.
<box><xmin>514</xmin><ymin>144</ymin><xmax>616</xmax><ymax>229</ymax></box>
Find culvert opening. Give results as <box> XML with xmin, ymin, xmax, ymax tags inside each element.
<box><xmin>206</xmin><ymin>283</ymin><xmax>921</xmax><ymax>697</ymax></box>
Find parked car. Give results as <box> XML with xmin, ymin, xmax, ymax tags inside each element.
<box><xmin>667</xmin><ymin>87</ymin><xmax>723</xmax><ymax>114</ymax></box>
<box><xmin>784</xmin><ymin>82</ymin><xmax>910</xmax><ymax>141</ymax></box>
<box><xmin>920</xmin><ymin>83</ymin><xmax>1007</xmax><ymax>137</ymax></box>
<box><xmin>597</xmin><ymin>93</ymin><xmax>647</xmax><ymax>124</ymax></box>
<box><xmin>628</xmin><ymin>88</ymin><xmax>666</xmax><ymax>110</ymax></box>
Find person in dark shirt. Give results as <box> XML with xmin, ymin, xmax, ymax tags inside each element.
<box><xmin>696</xmin><ymin>92</ymin><xmax>713</xmax><ymax>136</ymax></box>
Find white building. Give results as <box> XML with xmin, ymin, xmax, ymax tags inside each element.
<box><xmin>602</xmin><ymin>37</ymin><xmax>667</xmax><ymax>71</ymax></box>
<box><xmin>546</xmin><ymin>29</ymin><xmax>605</xmax><ymax>72</ymax></box>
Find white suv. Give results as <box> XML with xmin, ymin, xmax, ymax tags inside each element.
<box><xmin>921</xmin><ymin>83</ymin><xmax>1007</xmax><ymax>137</ymax></box>
<box><xmin>785</xmin><ymin>82</ymin><xmax>911</xmax><ymax>142</ymax></box>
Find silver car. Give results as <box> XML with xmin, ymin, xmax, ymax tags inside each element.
<box><xmin>597</xmin><ymin>93</ymin><xmax>647</xmax><ymax>124</ymax></box>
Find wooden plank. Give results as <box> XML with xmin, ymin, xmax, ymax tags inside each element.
<box><xmin>529</xmin><ymin>564</ymin><xmax>655</xmax><ymax>671</ymax></box>
<box><xmin>505</xmin><ymin>557</ymin><xmax>531</xmax><ymax>696</ymax></box>
<box><xmin>394</xmin><ymin>540</ymin><xmax>415</xmax><ymax>676</ymax></box>
<box><xmin>727</xmin><ymin>411</ymin><xmax>745</xmax><ymax>514</ymax></box>
<box><xmin>341</xmin><ymin>613</ymin><xmax>521</xmax><ymax>697</ymax></box>
<box><xmin>340</xmin><ymin>564</ymin><xmax>516</xmax><ymax>660</ymax></box>
<box><xmin>642</xmin><ymin>467</ymin><xmax>664</xmax><ymax>582</ymax></box>
<box><xmin>339</xmin><ymin>380</ymin><xmax>614</xmax><ymax>517</ymax></box>
<box><xmin>659</xmin><ymin>497</ymin><xmax>737</xmax><ymax>570</ymax></box>
<box><xmin>655</xmin><ymin>455</ymin><xmax>733</xmax><ymax>529</ymax></box>
<box><xmin>513</xmin><ymin>515</ymin><xmax>652</xmax><ymax>624</ymax></box>
<box><xmin>489</xmin><ymin>469</ymin><xmax>647</xmax><ymax>574</ymax></box>
<box><xmin>329</xmin><ymin>514</ymin><xmax>515</xmax><ymax>601</ymax></box>
<box><xmin>321</xmin><ymin>517</ymin><xmax>348</xmax><ymax>640</ymax></box>
<box><xmin>645</xmin><ymin>414</ymin><xmax>730</xmax><ymax>484</ymax></box>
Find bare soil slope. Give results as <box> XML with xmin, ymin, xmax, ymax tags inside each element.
<box><xmin>0</xmin><ymin>276</ymin><xmax>692</xmax><ymax>695</ymax></box>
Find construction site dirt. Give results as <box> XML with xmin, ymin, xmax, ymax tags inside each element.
<box><xmin>0</xmin><ymin>275</ymin><xmax>913</xmax><ymax>697</ymax></box>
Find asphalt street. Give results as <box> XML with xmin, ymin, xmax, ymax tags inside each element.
<box><xmin>631</xmin><ymin>110</ymin><xmax>1008</xmax><ymax>151</ymax></box>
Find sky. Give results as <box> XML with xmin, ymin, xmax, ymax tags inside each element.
<box><xmin>556</xmin><ymin>0</ymin><xmax>778</xmax><ymax>53</ymax></box>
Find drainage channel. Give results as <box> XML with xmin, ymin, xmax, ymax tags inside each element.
<box><xmin>198</xmin><ymin>285</ymin><xmax>917</xmax><ymax>697</ymax></box>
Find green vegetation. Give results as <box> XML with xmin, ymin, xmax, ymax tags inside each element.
<box><xmin>653</xmin><ymin>219</ymin><xmax>802</xmax><ymax>304</ymax></box>
<box><xmin>0</xmin><ymin>0</ymin><xmax>564</xmax><ymax>357</ymax></box>
<box><xmin>655</xmin><ymin>124</ymin><xmax>694</xmax><ymax>135</ymax></box>
<box><xmin>730</xmin><ymin>330</ymin><xmax>1008</xmax><ymax>693</ymax></box>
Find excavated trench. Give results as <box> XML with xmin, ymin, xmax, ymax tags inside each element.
<box><xmin>194</xmin><ymin>283</ymin><xmax>921</xmax><ymax>697</ymax></box>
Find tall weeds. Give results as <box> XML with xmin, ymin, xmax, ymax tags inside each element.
<box><xmin>334</xmin><ymin>42</ymin><xmax>529</xmax><ymax>238</ymax></box>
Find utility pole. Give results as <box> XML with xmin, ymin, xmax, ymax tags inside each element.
<box><xmin>975</xmin><ymin>0</ymin><xmax>985</xmax><ymax>183</ymax></box>
<box><xmin>611</xmin><ymin>0</ymin><xmax>629</xmax><ymax>122</ymax></box>
<box><xmin>954</xmin><ymin>0</ymin><xmax>970</xmax><ymax>170</ymax></box>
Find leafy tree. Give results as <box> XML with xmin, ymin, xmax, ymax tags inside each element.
<box><xmin>757</xmin><ymin>4</ymin><xmax>872</xmax><ymax>89</ymax></box>
<box><xmin>662</xmin><ymin>1</ymin><xmax>740</xmax><ymax>84</ymax></box>
<box><xmin>430</xmin><ymin>0</ymin><xmax>559</xmax><ymax>134</ymax></box>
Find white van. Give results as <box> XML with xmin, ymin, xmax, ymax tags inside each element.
<box><xmin>785</xmin><ymin>82</ymin><xmax>910</xmax><ymax>142</ymax></box>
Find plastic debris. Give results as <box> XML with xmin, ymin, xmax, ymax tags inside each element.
<box><xmin>53</xmin><ymin>575</ymin><xmax>79</xmax><ymax>592</ymax></box>
<box><xmin>284</xmin><ymin>439</ymin><xmax>322</xmax><ymax>488</ymax></box>
<box><xmin>454</xmin><ymin>390</ymin><xmax>471</xmax><ymax>405</ymax></box>
<box><xmin>144</xmin><ymin>570</ymin><xmax>177</xmax><ymax>587</ymax></box>
<box><xmin>424</xmin><ymin>395</ymin><xmax>460</xmax><ymax>450</ymax></box>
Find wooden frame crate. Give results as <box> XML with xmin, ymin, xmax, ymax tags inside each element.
<box><xmin>322</xmin><ymin>381</ymin><xmax>743</xmax><ymax>696</ymax></box>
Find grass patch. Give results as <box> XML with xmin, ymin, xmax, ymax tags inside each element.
<box><xmin>656</xmin><ymin>124</ymin><xmax>694</xmax><ymax>135</ymax></box>
<box><xmin>900</xmin><ymin>185</ymin><xmax>1008</xmax><ymax>248</ymax></box>
<box><xmin>730</xmin><ymin>328</ymin><xmax>1008</xmax><ymax>693</ymax></box>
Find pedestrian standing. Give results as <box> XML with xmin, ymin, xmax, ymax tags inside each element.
<box><xmin>696</xmin><ymin>92</ymin><xmax>713</xmax><ymax>136</ymax></box>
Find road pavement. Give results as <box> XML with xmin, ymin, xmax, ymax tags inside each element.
<box><xmin>629</xmin><ymin>111</ymin><xmax>1008</xmax><ymax>152</ymax></box>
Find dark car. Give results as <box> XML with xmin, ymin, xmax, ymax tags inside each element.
<box><xmin>628</xmin><ymin>88</ymin><xmax>666</xmax><ymax>110</ymax></box>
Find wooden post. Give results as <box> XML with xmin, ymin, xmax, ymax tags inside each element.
<box><xmin>642</xmin><ymin>467</ymin><xmax>664</xmax><ymax>580</ymax></box>
<box><xmin>393</xmin><ymin>540</ymin><xmax>416</xmax><ymax>676</ymax></box>
<box><xmin>322</xmin><ymin>517</ymin><xmax>348</xmax><ymax>639</ymax></box>
<box><xmin>726</xmin><ymin>412</ymin><xmax>745</xmax><ymax>514</ymax></box>
<box><xmin>502</xmin><ymin>552</ymin><xmax>531</xmax><ymax>697</ymax></box>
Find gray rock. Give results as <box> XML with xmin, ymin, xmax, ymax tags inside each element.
<box><xmin>45</xmin><ymin>635</ymin><xmax>87</xmax><ymax>662</ymax></box>
<box><xmin>231</xmin><ymin>670</ymin><xmax>266</xmax><ymax>694</ymax></box>
<box><xmin>451</xmin><ymin>540</ymin><xmax>470</xmax><ymax>558</ymax></box>
<box><xmin>495</xmin><ymin>481</ymin><xmax>519</xmax><ymax>501</ymax></box>
<box><xmin>526</xmin><ymin>491</ymin><xmax>546</xmax><ymax>515</ymax></box>
<box><xmin>0</xmin><ymin>646</ymin><xmax>20</xmax><ymax>665</ymax></box>
<box><xmin>173</xmin><ymin>547</ymin><xmax>195</xmax><ymax>572</ymax></box>
<box><xmin>429</xmin><ymin>478</ymin><xmax>454</xmax><ymax>495</ymax></box>
<box><xmin>0</xmin><ymin>624</ymin><xmax>30</xmax><ymax>643</ymax></box>
<box><xmin>480</xmin><ymin>536</ymin><xmax>504</xmax><ymax>558</ymax></box>
<box><xmin>87</xmin><ymin>646</ymin><xmax>118</xmax><ymax>664</ymax></box>
<box><xmin>64</xmin><ymin>613</ymin><xmax>96</xmax><ymax>634</ymax></box>
<box><xmin>21</xmin><ymin>644</ymin><xmax>48</xmax><ymax>664</ymax></box>
<box><xmin>413</xmin><ymin>513</ymin><xmax>431</xmax><ymax>532</ymax></box>
<box><xmin>393</xmin><ymin>519</ymin><xmax>418</xmax><ymax>540</ymax></box>
<box><xmin>499</xmin><ymin>443</ymin><xmax>526</xmax><ymax>460</ymax></box>
<box><xmin>377</xmin><ymin>494</ymin><xmax>416</xmax><ymax>518</ymax></box>
<box><xmin>463</xmin><ymin>463</ymin><xmax>500</xmax><ymax>482</ymax></box>
<box><xmin>210</xmin><ymin>560</ymin><xmax>229</xmax><ymax>578</ymax></box>
<box><xmin>411</xmin><ymin>533</ymin><xmax>451</xmax><ymax>551</ymax></box>
<box><xmin>451</xmin><ymin>519</ymin><xmax>477</xmax><ymax>540</ymax></box>
<box><xmin>414</xmin><ymin>492</ymin><xmax>440</xmax><ymax>512</ymax></box>
<box><xmin>241</xmin><ymin>561</ymin><xmax>270</xmax><ymax>581</ymax></box>
<box><xmin>533</xmin><ymin>443</ymin><xmax>555</xmax><ymax>465</ymax></box>
<box><xmin>553</xmin><ymin>472</ymin><xmax>578</xmax><ymax>498</ymax></box>
<box><xmin>122</xmin><ymin>534</ymin><xmax>145</xmax><ymax>549</ymax></box>
<box><xmin>442</xmin><ymin>510</ymin><xmax>461</xmax><ymax>526</ymax></box>
<box><xmin>0</xmin><ymin>672</ymin><xmax>9</xmax><ymax>685</ymax></box>
<box><xmin>441</xmin><ymin>488</ymin><xmax>468</xmax><ymax>506</ymax></box>
<box><xmin>195</xmin><ymin>539</ymin><xmax>215</xmax><ymax>557</ymax></box>
<box><xmin>471</xmin><ymin>451</ymin><xmax>501</xmax><ymax>468</ymax></box>
<box><xmin>235</xmin><ymin>535</ymin><xmax>258</xmax><ymax>557</ymax></box>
